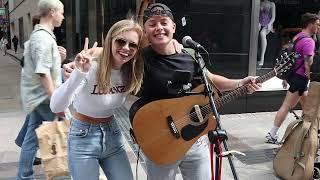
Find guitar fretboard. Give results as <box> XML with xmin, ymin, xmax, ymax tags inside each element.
<box><xmin>194</xmin><ymin>52</ymin><xmax>295</xmax><ymax>117</ymax></box>
<box><xmin>202</xmin><ymin>69</ymin><xmax>277</xmax><ymax>112</ymax></box>
<box><xmin>216</xmin><ymin>70</ymin><xmax>276</xmax><ymax>108</ymax></box>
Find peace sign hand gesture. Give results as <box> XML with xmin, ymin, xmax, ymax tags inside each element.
<box><xmin>74</xmin><ymin>37</ymin><xmax>98</xmax><ymax>73</ymax></box>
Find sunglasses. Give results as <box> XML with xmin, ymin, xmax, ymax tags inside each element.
<box><xmin>114</xmin><ymin>38</ymin><xmax>139</xmax><ymax>50</ymax></box>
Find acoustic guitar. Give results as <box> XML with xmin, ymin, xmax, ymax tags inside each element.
<box><xmin>130</xmin><ymin>52</ymin><xmax>296</xmax><ymax>165</ymax></box>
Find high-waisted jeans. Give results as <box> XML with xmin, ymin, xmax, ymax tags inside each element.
<box><xmin>145</xmin><ymin>136</ymin><xmax>211</xmax><ymax>180</ymax></box>
<box><xmin>68</xmin><ymin>117</ymin><xmax>133</xmax><ymax>180</ymax></box>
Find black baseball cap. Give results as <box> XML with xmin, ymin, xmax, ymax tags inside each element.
<box><xmin>143</xmin><ymin>3</ymin><xmax>174</xmax><ymax>24</ymax></box>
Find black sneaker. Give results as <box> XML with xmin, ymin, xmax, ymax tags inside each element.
<box><xmin>33</xmin><ymin>157</ymin><xmax>41</xmax><ymax>166</ymax></box>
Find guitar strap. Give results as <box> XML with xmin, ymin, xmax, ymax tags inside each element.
<box><xmin>182</xmin><ymin>48</ymin><xmax>222</xmax><ymax>97</ymax></box>
<box><xmin>291</xmin><ymin>35</ymin><xmax>308</xmax><ymax>74</ymax></box>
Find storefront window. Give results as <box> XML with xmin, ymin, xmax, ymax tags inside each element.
<box><xmin>64</xmin><ymin>0</ymin><xmax>135</xmax><ymax>57</ymax></box>
<box><xmin>158</xmin><ymin>0</ymin><xmax>253</xmax><ymax>78</ymax></box>
<box><xmin>104</xmin><ymin>0</ymin><xmax>136</xmax><ymax>30</ymax></box>
<box><xmin>256</xmin><ymin>0</ymin><xmax>320</xmax><ymax>76</ymax></box>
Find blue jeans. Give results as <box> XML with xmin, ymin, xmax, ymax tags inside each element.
<box><xmin>145</xmin><ymin>136</ymin><xmax>211</xmax><ymax>180</ymax></box>
<box><xmin>15</xmin><ymin>114</ymin><xmax>30</xmax><ymax>147</ymax></box>
<box><xmin>17</xmin><ymin>102</ymin><xmax>55</xmax><ymax>180</ymax></box>
<box><xmin>68</xmin><ymin>118</ymin><xmax>133</xmax><ymax>180</ymax></box>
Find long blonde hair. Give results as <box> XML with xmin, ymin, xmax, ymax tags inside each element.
<box><xmin>96</xmin><ymin>19</ymin><xmax>144</xmax><ymax>95</ymax></box>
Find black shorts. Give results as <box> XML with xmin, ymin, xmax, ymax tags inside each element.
<box><xmin>287</xmin><ymin>73</ymin><xmax>308</xmax><ymax>96</ymax></box>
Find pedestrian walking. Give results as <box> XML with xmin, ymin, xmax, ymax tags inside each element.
<box><xmin>0</xmin><ymin>36</ymin><xmax>8</xmax><ymax>55</ymax></box>
<box><xmin>265</xmin><ymin>13</ymin><xmax>320</xmax><ymax>144</ymax></box>
<box><xmin>12</xmin><ymin>35</ymin><xmax>19</xmax><ymax>53</ymax></box>
<box><xmin>17</xmin><ymin>0</ymin><xmax>65</xmax><ymax>179</ymax></box>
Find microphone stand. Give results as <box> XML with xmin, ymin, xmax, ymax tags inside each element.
<box><xmin>194</xmin><ymin>50</ymin><xmax>239</xmax><ymax>180</ymax></box>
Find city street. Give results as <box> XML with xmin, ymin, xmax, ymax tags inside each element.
<box><xmin>0</xmin><ymin>50</ymin><xmax>301</xmax><ymax>180</ymax></box>
<box><xmin>0</xmin><ymin>50</ymin><xmax>30</xmax><ymax>179</ymax></box>
<box><xmin>0</xmin><ymin>0</ymin><xmax>319</xmax><ymax>179</ymax></box>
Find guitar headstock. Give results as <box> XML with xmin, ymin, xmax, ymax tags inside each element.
<box><xmin>274</xmin><ymin>52</ymin><xmax>299</xmax><ymax>79</ymax></box>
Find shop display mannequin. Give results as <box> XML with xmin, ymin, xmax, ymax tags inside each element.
<box><xmin>258</xmin><ymin>0</ymin><xmax>276</xmax><ymax>67</ymax></box>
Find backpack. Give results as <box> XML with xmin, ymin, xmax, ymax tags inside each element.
<box><xmin>311</xmin><ymin>51</ymin><xmax>320</xmax><ymax>82</ymax></box>
<box><xmin>276</xmin><ymin>35</ymin><xmax>307</xmax><ymax>80</ymax></box>
<box><xmin>273</xmin><ymin>81</ymin><xmax>320</xmax><ymax>180</ymax></box>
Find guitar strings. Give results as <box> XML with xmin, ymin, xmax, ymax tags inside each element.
<box><xmin>168</xmin><ymin>90</ymin><xmax>244</xmax><ymax>127</ymax></box>
<box><xmin>139</xmin><ymin>54</ymin><xmax>294</xmax><ymax>140</ymax></box>
<box><xmin>173</xmin><ymin>104</ymin><xmax>212</xmax><ymax>128</ymax></box>
<box><xmin>173</xmin><ymin>87</ymin><xmax>247</xmax><ymax>127</ymax></box>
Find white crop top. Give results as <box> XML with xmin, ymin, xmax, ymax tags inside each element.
<box><xmin>50</xmin><ymin>61</ymin><xmax>129</xmax><ymax>118</ymax></box>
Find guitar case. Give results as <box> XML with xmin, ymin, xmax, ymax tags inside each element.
<box><xmin>273</xmin><ymin>81</ymin><xmax>320</xmax><ymax>180</ymax></box>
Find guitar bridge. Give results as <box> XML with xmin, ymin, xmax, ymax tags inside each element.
<box><xmin>167</xmin><ymin>116</ymin><xmax>180</xmax><ymax>139</ymax></box>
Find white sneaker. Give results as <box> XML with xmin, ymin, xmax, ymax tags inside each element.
<box><xmin>265</xmin><ymin>132</ymin><xmax>279</xmax><ymax>144</ymax></box>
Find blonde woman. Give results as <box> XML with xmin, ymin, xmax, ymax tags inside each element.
<box><xmin>50</xmin><ymin>19</ymin><xmax>144</xmax><ymax>180</ymax></box>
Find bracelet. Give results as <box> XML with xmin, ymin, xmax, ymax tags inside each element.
<box><xmin>236</xmin><ymin>80</ymin><xmax>241</xmax><ymax>88</ymax></box>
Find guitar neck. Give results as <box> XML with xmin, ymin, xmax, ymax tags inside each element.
<box><xmin>215</xmin><ymin>69</ymin><xmax>276</xmax><ymax>109</ymax></box>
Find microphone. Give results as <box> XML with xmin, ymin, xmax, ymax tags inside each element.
<box><xmin>182</xmin><ymin>36</ymin><xmax>206</xmax><ymax>51</ymax></box>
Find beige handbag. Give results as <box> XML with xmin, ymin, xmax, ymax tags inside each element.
<box><xmin>35</xmin><ymin>118</ymin><xmax>70</xmax><ymax>180</ymax></box>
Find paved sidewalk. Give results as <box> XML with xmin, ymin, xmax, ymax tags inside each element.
<box><xmin>0</xmin><ymin>108</ymin><xmax>296</xmax><ymax>180</ymax></box>
<box><xmin>115</xmin><ymin>108</ymin><xmax>298</xmax><ymax>180</ymax></box>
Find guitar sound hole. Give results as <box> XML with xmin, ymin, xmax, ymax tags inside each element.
<box><xmin>181</xmin><ymin>120</ymin><xmax>209</xmax><ymax>141</ymax></box>
<box><xmin>190</xmin><ymin>106</ymin><xmax>207</xmax><ymax>122</ymax></box>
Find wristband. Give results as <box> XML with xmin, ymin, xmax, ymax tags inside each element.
<box><xmin>236</xmin><ymin>80</ymin><xmax>241</xmax><ymax>88</ymax></box>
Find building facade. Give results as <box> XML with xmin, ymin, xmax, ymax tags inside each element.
<box><xmin>8</xmin><ymin>0</ymin><xmax>40</xmax><ymax>48</ymax></box>
<box><xmin>7</xmin><ymin>0</ymin><xmax>138</xmax><ymax>56</ymax></box>
<box><xmin>63</xmin><ymin>0</ymin><xmax>137</xmax><ymax>56</ymax></box>
<box><xmin>7</xmin><ymin>0</ymin><xmax>320</xmax><ymax>113</ymax></box>
<box><xmin>0</xmin><ymin>0</ymin><xmax>9</xmax><ymax>42</ymax></box>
